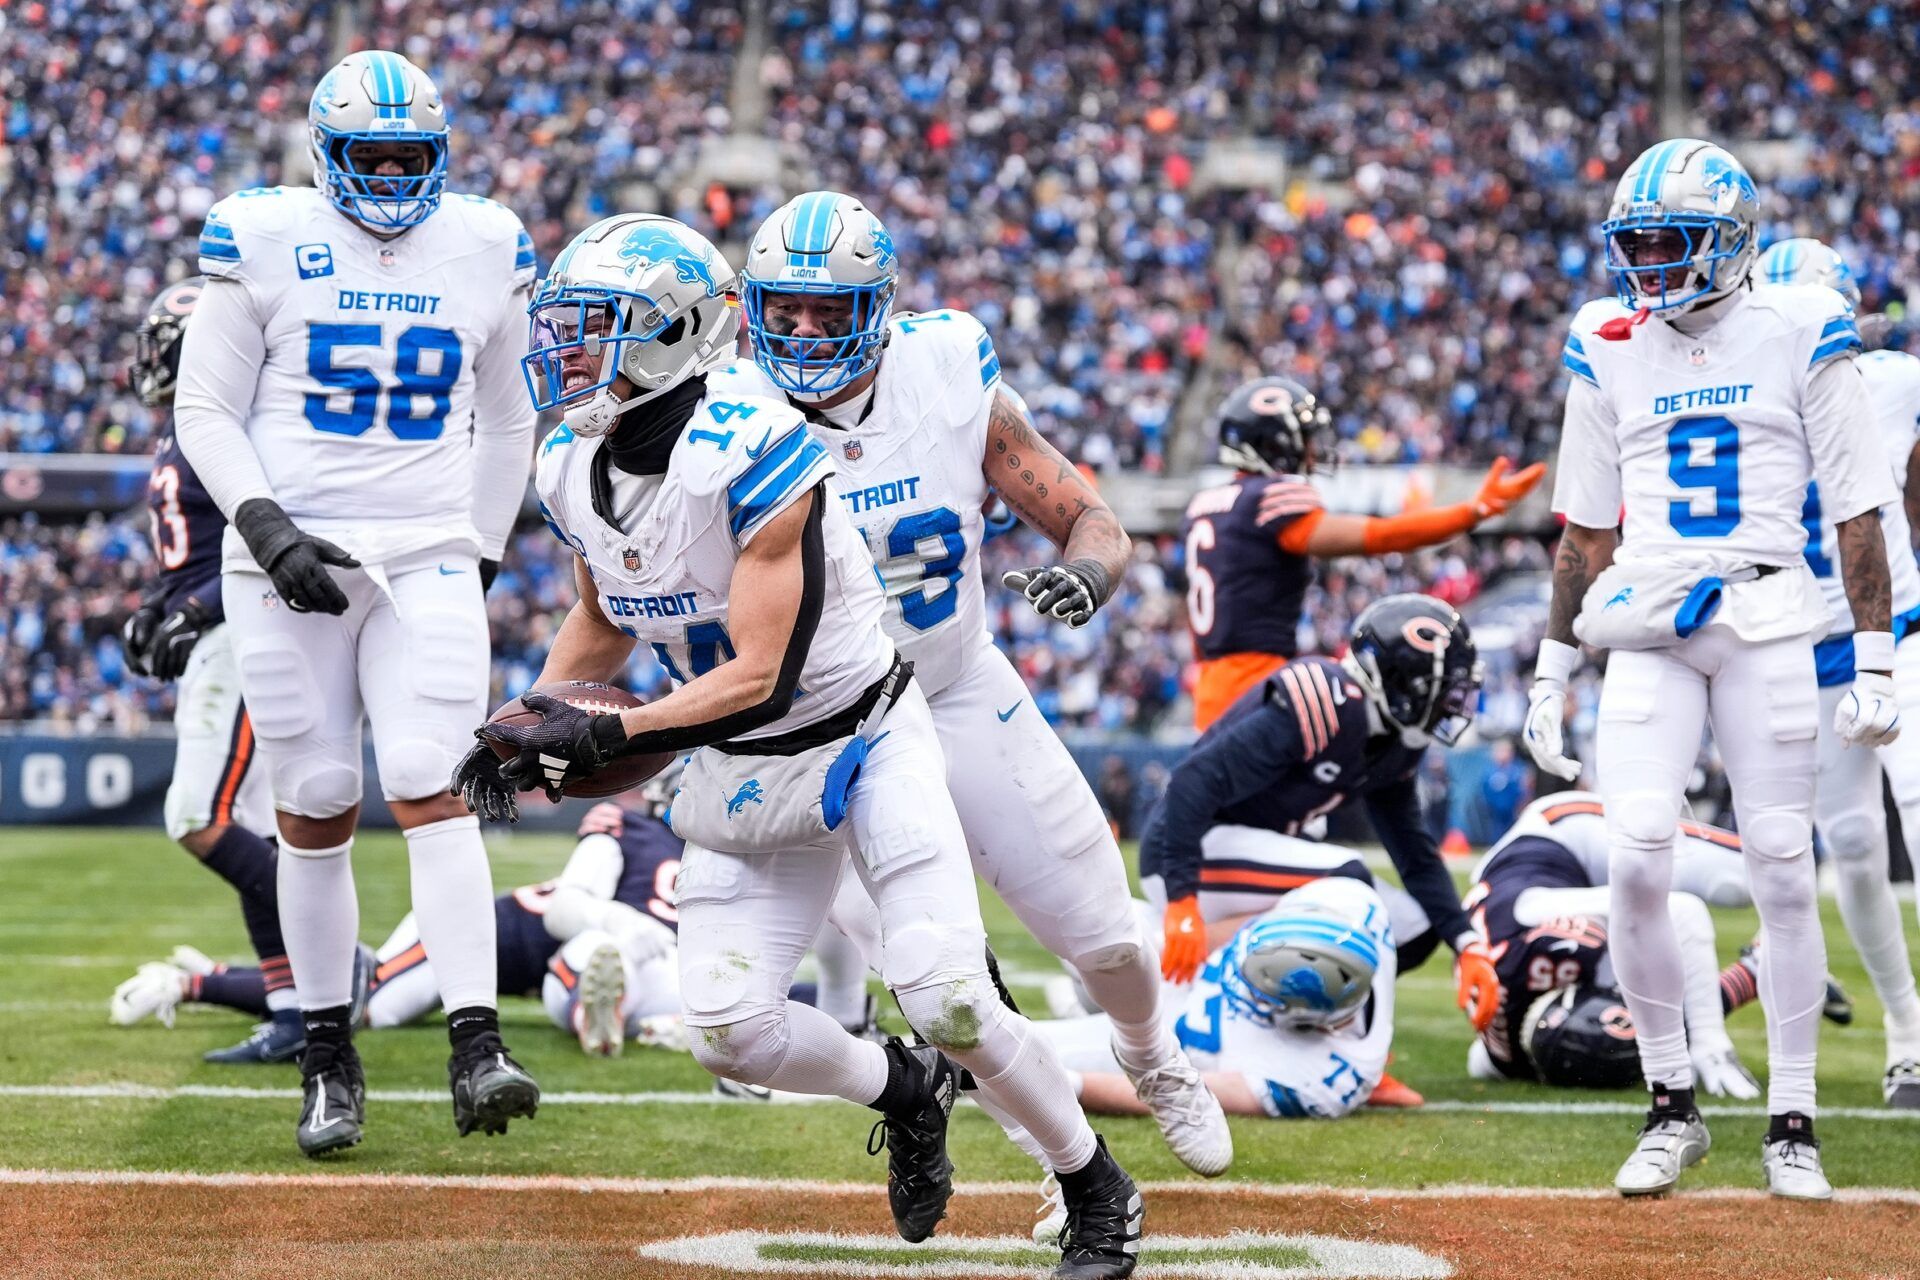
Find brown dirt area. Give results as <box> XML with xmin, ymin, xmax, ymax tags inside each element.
<box><xmin>1</xmin><ymin>1182</ymin><xmax>1917</xmax><ymax>1279</ymax></box>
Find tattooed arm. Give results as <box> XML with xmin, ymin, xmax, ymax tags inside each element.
<box><xmin>1837</xmin><ymin>511</ymin><xmax>1893</xmax><ymax>658</ymax></box>
<box><xmin>1545</xmin><ymin>522</ymin><xmax>1618</xmax><ymax>647</ymax></box>
<box><xmin>983</xmin><ymin>382</ymin><xmax>1131</xmax><ymax>616</ymax></box>
<box><xmin>983</xmin><ymin>382</ymin><xmax>1130</xmax><ymax>579</ymax></box>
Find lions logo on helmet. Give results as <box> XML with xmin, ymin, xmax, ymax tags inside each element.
<box><xmin>1601</xmin><ymin>139</ymin><xmax>1759</xmax><ymax>314</ymax></box>
<box><xmin>307</xmin><ymin>51</ymin><xmax>450</xmax><ymax>233</ymax></box>
<box><xmin>740</xmin><ymin>191</ymin><xmax>899</xmax><ymax>399</ymax></box>
<box><xmin>1223</xmin><ymin>881</ymin><xmax>1385</xmax><ymax>1030</ymax></box>
<box><xmin>1343</xmin><ymin>594</ymin><xmax>1483</xmax><ymax>748</ymax></box>
<box><xmin>1758</xmin><ymin>237</ymin><xmax>1862</xmax><ymax>310</ymax></box>
<box><xmin>522</xmin><ymin>215</ymin><xmax>741</xmax><ymax>438</ymax></box>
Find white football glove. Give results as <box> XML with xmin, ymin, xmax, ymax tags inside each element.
<box><xmin>1836</xmin><ymin>669</ymin><xmax>1901</xmax><ymax>748</ymax></box>
<box><xmin>1523</xmin><ymin>639</ymin><xmax>1583</xmax><ymax>780</ymax></box>
<box><xmin>1691</xmin><ymin>1039</ymin><xmax>1761</xmax><ymax>1100</ymax></box>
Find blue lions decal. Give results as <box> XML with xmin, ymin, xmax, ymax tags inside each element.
<box><xmin>617</xmin><ymin>225</ymin><xmax>721</xmax><ymax>296</ymax></box>
<box><xmin>1700</xmin><ymin>153</ymin><xmax>1757</xmax><ymax>208</ymax></box>
<box><xmin>726</xmin><ymin>779</ymin><xmax>765</xmax><ymax>818</ymax></box>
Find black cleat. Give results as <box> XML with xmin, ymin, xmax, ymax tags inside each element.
<box><xmin>866</xmin><ymin>1036</ymin><xmax>960</xmax><ymax>1242</ymax></box>
<box><xmin>206</xmin><ymin>1007</ymin><xmax>305</xmax><ymax>1065</ymax></box>
<box><xmin>1051</xmin><ymin>1135</ymin><xmax>1144</xmax><ymax>1279</ymax></box>
<box><xmin>449</xmin><ymin>1032</ymin><xmax>540</xmax><ymax>1137</ymax></box>
<box><xmin>296</xmin><ymin>1038</ymin><xmax>365</xmax><ymax>1158</ymax></box>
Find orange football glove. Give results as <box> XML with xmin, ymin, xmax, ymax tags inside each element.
<box><xmin>1469</xmin><ymin>456</ymin><xmax>1548</xmax><ymax>520</ymax></box>
<box><xmin>1161</xmin><ymin>896</ymin><xmax>1208</xmax><ymax>984</ymax></box>
<box><xmin>576</xmin><ymin>801</ymin><xmax>626</xmax><ymax>839</ymax></box>
<box><xmin>1455</xmin><ymin>939</ymin><xmax>1500</xmax><ymax>1032</ymax></box>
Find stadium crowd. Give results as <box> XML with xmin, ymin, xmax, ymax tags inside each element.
<box><xmin>6</xmin><ymin>0</ymin><xmax>1909</xmax><ymax>756</ymax></box>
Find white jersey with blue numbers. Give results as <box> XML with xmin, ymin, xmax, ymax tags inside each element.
<box><xmin>534</xmin><ymin>392</ymin><xmax>895</xmax><ymax>742</ymax></box>
<box><xmin>1172</xmin><ymin>877</ymin><xmax>1396</xmax><ymax>1120</ymax></box>
<box><xmin>1803</xmin><ymin>348</ymin><xmax>1920</xmax><ymax>638</ymax></box>
<box><xmin>196</xmin><ymin>185</ymin><xmax>536</xmax><ymax>567</ymax></box>
<box><xmin>710</xmin><ymin>308</ymin><xmax>1000</xmax><ymax>698</ymax></box>
<box><xmin>1552</xmin><ymin>285</ymin><xmax>1895</xmax><ymax>590</ymax></box>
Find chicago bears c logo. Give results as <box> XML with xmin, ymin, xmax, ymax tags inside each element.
<box><xmin>1401</xmin><ymin>616</ymin><xmax>1450</xmax><ymax>653</ymax></box>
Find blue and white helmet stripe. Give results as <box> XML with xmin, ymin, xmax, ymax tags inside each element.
<box><xmin>1757</xmin><ymin>237</ymin><xmax>1861</xmax><ymax>309</ymax></box>
<box><xmin>741</xmin><ymin>190</ymin><xmax>900</xmax><ymax>399</ymax></box>
<box><xmin>1222</xmin><ymin>892</ymin><xmax>1383</xmax><ymax>1029</ymax></box>
<box><xmin>307</xmin><ymin>51</ymin><xmax>451</xmax><ymax>233</ymax></box>
<box><xmin>1601</xmin><ymin>138</ymin><xmax>1760</xmax><ymax>314</ymax></box>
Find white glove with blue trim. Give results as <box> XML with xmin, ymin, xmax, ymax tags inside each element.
<box><xmin>1836</xmin><ymin>671</ymin><xmax>1900</xmax><ymax>748</ymax></box>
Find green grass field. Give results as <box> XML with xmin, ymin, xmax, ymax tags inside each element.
<box><xmin>2</xmin><ymin>824</ymin><xmax>1917</xmax><ymax>1194</ymax></box>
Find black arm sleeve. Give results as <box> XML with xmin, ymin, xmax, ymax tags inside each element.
<box><xmin>1363</xmin><ymin>774</ymin><xmax>1471</xmax><ymax>950</ymax></box>
<box><xmin>1140</xmin><ymin>703</ymin><xmax>1305</xmax><ymax>902</ymax></box>
<box><xmin>619</xmin><ymin>486</ymin><xmax>827</xmax><ymax>754</ymax></box>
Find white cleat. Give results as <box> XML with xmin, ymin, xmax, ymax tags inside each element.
<box><xmin>110</xmin><ymin>961</ymin><xmax>191</xmax><ymax>1028</ymax></box>
<box><xmin>1116</xmin><ymin>1041</ymin><xmax>1233</xmax><ymax>1177</ymax></box>
<box><xmin>633</xmin><ymin>1013</ymin><xmax>689</xmax><ymax>1052</ymax></box>
<box><xmin>1031</xmin><ymin>1170</ymin><xmax>1068</xmax><ymax>1245</ymax></box>
<box><xmin>1691</xmin><ymin>1041</ymin><xmax>1761</xmax><ymax>1100</ymax></box>
<box><xmin>1614</xmin><ymin>1111</ymin><xmax>1710</xmax><ymax>1197</ymax></box>
<box><xmin>1885</xmin><ymin>1060</ymin><xmax>1920</xmax><ymax>1109</ymax></box>
<box><xmin>571</xmin><ymin>940</ymin><xmax>627</xmax><ymax>1058</ymax></box>
<box><xmin>1763</xmin><ymin>1116</ymin><xmax>1833</xmax><ymax>1200</ymax></box>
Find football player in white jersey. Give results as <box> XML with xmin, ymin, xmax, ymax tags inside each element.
<box><xmin>452</xmin><ymin>213</ymin><xmax>1143</xmax><ymax>1279</ymax></box>
<box><xmin>1524</xmin><ymin>140</ymin><xmax>1902</xmax><ymax>1200</ymax></box>
<box><xmin>171</xmin><ymin>52</ymin><xmax>540</xmax><ymax>1157</ymax></box>
<box><xmin>707</xmin><ymin>190</ymin><xmax>1231</xmax><ymax>1178</ymax></box>
<box><xmin>1758</xmin><ymin>238</ymin><xmax>1920</xmax><ymax>1107</ymax></box>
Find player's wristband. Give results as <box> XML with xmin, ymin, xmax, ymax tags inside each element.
<box><xmin>1854</xmin><ymin>630</ymin><xmax>1895</xmax><ymax>673</ymax></box>
<box><xmin>1533</xmin><ymin>637</ymin><xmax>1578</xmax><ymax>686</ymax></box>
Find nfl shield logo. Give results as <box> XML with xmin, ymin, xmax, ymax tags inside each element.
<box><xmin>379</xmin><ymin>247</ymin><xmax>397</xmax><ymax>268</ymax></box>
<box><xmin>844</xmin><ymin>439</ymin><xmax>863</xmax><ymax>461</ymax></box>
<box><xmin>1689</xmin><ymin>346</ymin><xmax>1708</xmax><ymax>366</ymax></box>
<box><xmin>622</xmin><ymin>546</ymin><xmax>641</xmax><ymax>572</ymax></box>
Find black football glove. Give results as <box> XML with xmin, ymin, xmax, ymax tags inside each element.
<box><xmin>451</xmin><ymin>741</ymin><xmax>520</xmax><ymax>824</ymax></box>
<box><xmin>148</xmin><ymin>594</ymin><xmax>218</xmax><ymax>681</ymax></box>
<box><xmin>480</xmin><ymin>691</ymin><xmax>632</xmax><ymax>799</ymax></box>
<box><xmin>233</xmin><ymin>498</ymin><xmax>359</xmax><ymax>615</ymax></box>
<box><xmin>120</xmin><ymin>591</ymin><xmax>166</xmax><ymax>678</ymax></box>
<box><xmin>1001</xmin><ymin>559</ymin><xmax>1112</xmax><ymax>629</ymax></box>
<box><xmin>480</xmin><ymin>558</ymin><xmax>500</xmax><ymax>593</ymax></box>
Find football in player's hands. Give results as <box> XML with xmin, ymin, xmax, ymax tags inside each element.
<box><xmin>482</xmin><ymin>681</ymin><xmax>673</xmax><ymax>798</ymax></box>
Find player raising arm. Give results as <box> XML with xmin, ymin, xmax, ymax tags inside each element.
<box><xmin>172</xmin><ymin>52</ymin><xmax>539</xmax><ymax>1157</ymax></box>
<box><xmin>1523</xmin><ymin>140</ymin><xmax>1898</xmax><ymax>1199</ymax></box>
<box><xmin>452</xmin><ymin>214</ymin><xmax>1143</xmax><ymax>1280</ymax></box>
<box><xmin>1184</xmin><ymin>377</ymin><xmax>1544</xmax><ymax>728</ymax></box>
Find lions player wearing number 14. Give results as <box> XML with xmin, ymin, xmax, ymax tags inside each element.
<box><xmin>1524</xmin><ymin>139</ymin><xmax>1901</xmax><ymax>1200</ymax></box>
<box><xmin>173</xmin><ymin>52</ymin><xmax>541</xmax><ymax>1157</ymax></box>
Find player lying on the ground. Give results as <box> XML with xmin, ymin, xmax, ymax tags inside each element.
<box><xmin>119</xmin><ymin>278</ymin><xmax>290</xmax><ymax>1066</ymax></box>
<box><xmin>454</xmin><ymin>212</ymin><xmax>1141</xmax><ymax>1278</ymax></box>
<box><xmin>712</xmin><ymin>190</ymin><xmax>1229</xmax><ymax>1178</ymax></box>
<box><xmin>1760</xmin><ymin>236</ymin><xmax>1920</xmax><ymax>1109</ymax></box>
<box><xmin>1463</xmin><ymin>792</ymin><xmax>1758</xmax><ymax>1096</ymax></box>
<box><xmin>1184</xmin><ymin>374</ymin><xmax>1542</xmax><ymax>729</ymax></box>
<box><xmin>1140</xmin><ymin>593</ymin><xmax>1502</xmax><ymax>1046</ymax></box>
<box><xmin>173</xmin><ymin>49</ymin><xmax>541</xmax><ymax>1156</ymax></box>
<box><xmin>112</xmin><ymin>800</ymin><xmax>684</xmax><ymax>1055</ymax></box>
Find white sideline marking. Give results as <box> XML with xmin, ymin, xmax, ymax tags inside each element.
<box><xmin>636</xmin><ymin>1230</ymin><xmax>1452</xmax><ymax>1278</ymax></box>
<box><xmin>6</xmin><ymin>1082</ymin><xmax>1920</xmax><ymax>1123</ymax></box>
<box><xmin>0</xmin><ymin>1167</ymin><xmax>1916</xmax><ymax>1203</ymax></box>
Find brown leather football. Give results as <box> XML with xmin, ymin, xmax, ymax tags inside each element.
<box><xmin>484</xmin><ymin>680</ymin><xmax>674</xmax><ymax>798</ymax></box>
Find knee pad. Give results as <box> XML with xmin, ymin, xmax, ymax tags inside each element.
<box><xmin>1819</xmin><ymin>807</ymin><xmax>1885</xmax><ymax>867</ymax></box>
<box><xmin>378</xmin><ymin>737</ymin><xmax>465</xmax><ymax>806</ymax></box>
<box><xmin>274</xmin><ymin>755</ymin><xmax>363</xmax><ymax>819</ymax></box>
<box><xmin>895</xmin><ymin>977</ymin><xmax>1001</xmax><ymax>1054</ymax></box>
<box><xmin>1072</xmin><ymin>938</ymin><xmax>1145</xmax><ymax>976</ymax></box>
<box><xmin>1606</xmin><ymin>789</ymin><xmax>1683</xmax><ymax>851</ymax></box>
<box><xmin>686</xmin><ymin>1005</ymin><xmax>789</xmax><ymax>1085</ymax></box>
<box><xmin>879</xmin><ymin>919</ymin><xmax>988</xmax><ymax>994</ymax></box>
<box><xmin>1744</xmin><ymin>807</ymin><xmax>1812</xmax><ymax>863</ymax></box>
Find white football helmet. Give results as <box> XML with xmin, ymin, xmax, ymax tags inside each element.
<box><xmin>740</xmin><ymin>191</ymin><xmax>898</xmax><ymax>399</ymax></box>
<box><xmin>308</xmin><ymin>51</ymin><xmax>450</xmax><ymax>232</ymax></box>
<box><xmin>1757</xmin><ymin>237</ymin><xmax>1862</xmax><ymax>309</ymax></box>
<box><xmin>1601</xmin><ymin>139</ymin><xmax>1760</xmax><ymax>314</ymax></box>
<box><xmin>522</xmin><ymin>214</ymin><xmax>739</xmax><ymax>437</ymax></box>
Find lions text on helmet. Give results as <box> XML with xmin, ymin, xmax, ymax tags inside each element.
<box><xmin>308</xmin><ymin>51</ymin><xmax>451</xmax><ymax>234</ymax></box>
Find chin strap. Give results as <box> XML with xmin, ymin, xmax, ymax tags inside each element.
<box><xmin>563</xmin><ymin>386</ymin><xmax>648</xmax><ymax>438</ymax></box>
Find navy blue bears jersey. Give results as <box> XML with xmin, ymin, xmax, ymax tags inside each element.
<box><xmin>1182</xmin><ymin>472</ymin><xmax>1321</xmax><ymax>662</ymax></box>
<box><xmin>146</xmin><ymin>430</ymin><xmax>228</xmax><ymax>618</ymax></box>
<box><xmin>494</xmin><ymin>809</ymin><xmax>685</xmax><ymax>995</ymax></box>
<box><xmin>1462</xmin><ymin>834</ymin><xmax>1608</xmax><ymax>1080</ymax></box>
<box><xmin>1140</xmin><ymin>657</ymin><xmax>1467</xmax><ymax>945</ymax></box>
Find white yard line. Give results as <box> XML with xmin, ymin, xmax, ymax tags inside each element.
<box><xmin>0</xmin><ymin>1167</ymin><xmax>1916</xmax><ymax>1203</ymax></box>
<box><xmin>5</xmin><ymin>1082</ymin><xmax>1919</xmax><ymax>1123</ymax></box>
